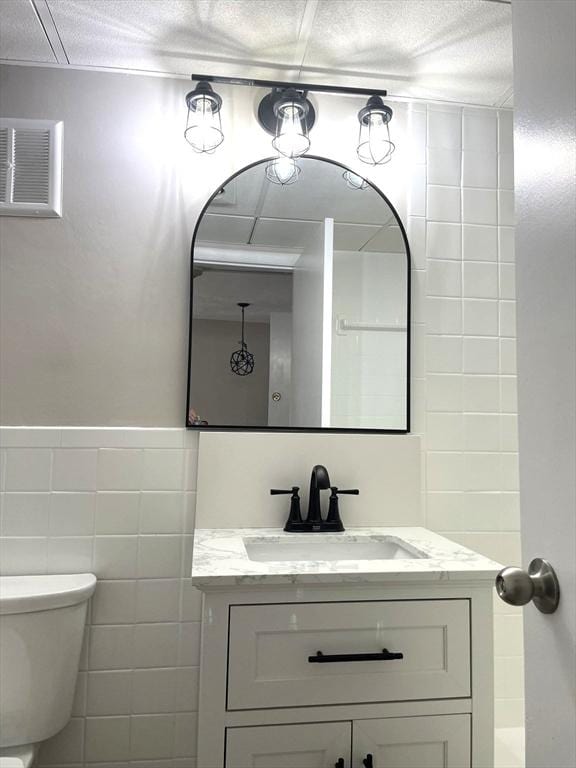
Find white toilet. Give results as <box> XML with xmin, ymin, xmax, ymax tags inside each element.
<box><xmin>0</xmin><ymin>573</ymin><xmax>97</xmax><ymax>767</ymax></box>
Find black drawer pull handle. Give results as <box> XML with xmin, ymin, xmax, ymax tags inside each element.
<box><xmin>363</xmin><ymin>755</ymin><xmax>374</xmax><ymax>768</ymax></box>
<box><xmin>335</xmin><ymin>759</ymin><xmax>345</xmax><ymax>768</ymax></box>
<box><xmin>308</xmin><ymin>648</ymin><xmax>404</xmax><ymax>663</ymax></box>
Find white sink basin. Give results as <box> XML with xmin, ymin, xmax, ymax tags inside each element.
<box><xmin>242</xmin><ymin>535</ymin><xmax>428</xmax><ymax>563</ymax></box>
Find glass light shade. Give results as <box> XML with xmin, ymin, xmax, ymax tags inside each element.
<box><xmin>265</xmin><ymin>156</ymin><xmax>301</xmax><ymax>185</ymax></box>
<box><xmin>184</xmin><ymin>83</ymin><xmax>224</xmax><ymax>154</ymax></box>
<box><xmin>357</xmin><ymin>97</ymin><xmax>395</xmax><ymax>166</ymax></box>
<box><xmin>343</xmin><ymin>170</ymin><xmax>368</xmax><ymax>190</ymax></box>
<box><xmin>272</xmin><ymin>98</ymin><xmax>310</xmax><ymax>158</ymax></box>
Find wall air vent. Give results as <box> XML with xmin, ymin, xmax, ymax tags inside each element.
<box><xmin>0</xmin><ymin>118</ymin><xmax>63</xmax><ymax>218</ymax></box>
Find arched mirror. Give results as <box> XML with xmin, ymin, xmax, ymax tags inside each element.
<box><xmin>187</xmin><ymin>156</ymin><xmax>410</xmax><ymax>432</ymax></box>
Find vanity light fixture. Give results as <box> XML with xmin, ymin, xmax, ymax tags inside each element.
<box><xmin>356</xmin><ymin>95</ymin><xmax>395</xmax><ymax>166</ymax></box>
<box><xmin>184</xmin><ymin>80</ymin><xmax>224</xmax><ymax>153</ymax></box>
<box><xmin>265</xmin><ymin>155</ymin><xmax>301</xmax><ymax>186</ymax></box>
<box><xmin>230</xmin><ymin>302</ymin><xmax>255</xmax><ymax>376</ymax></box>
<box><xmin>343</xmin><ymin>170</ymin><xmax>369</xmax><ymax>190</ymax></box>
<box><xmin>257</xmin><ymin>88</ymin><xmax>314</xmax><ymax>158</ymax></box>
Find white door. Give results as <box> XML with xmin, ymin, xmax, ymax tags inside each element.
<box><xmin>352</xmin><ymin>715</ymin><xmax>471</xmax><ymax>768</ymax></box>
<box><xmin>226</xmin><ymin>722</ymin><xmax>351</xmax><ymax>768</ymax></box>
<box><xmin>512</xmin><ymin>1</ymin><xmax>576</xmax><ymax>766</ymax></box>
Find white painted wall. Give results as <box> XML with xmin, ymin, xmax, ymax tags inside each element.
<box><xmin>290</xmin><ymin>219</ymin><xmax>333</xmax><ymax>427</ymax></box>
<box><xmin>512</xmin><ymin>1</ymin><xmax>576</xmax><ymax>764</ymax></box>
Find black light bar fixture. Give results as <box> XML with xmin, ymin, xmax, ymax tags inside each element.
<box><xmin>184</xmin><ymin>74</ymin><xmax>395</xmax><ymax>171</ymax></box>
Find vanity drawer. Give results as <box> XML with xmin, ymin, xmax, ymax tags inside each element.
<box><xmin>227</xmin><ymin>599</ymin><xmax>470</xmax><ymax>710</ymax></box>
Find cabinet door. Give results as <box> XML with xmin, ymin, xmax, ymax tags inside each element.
<box><xmin>352</xmin><ymin>715</ymin><xmax>471</xmax><ymax>768</ymax></box>
<box><xmin>226</xmin><ymin>722</ymin><xmax>352</xmax><ymax>768</ymax></box>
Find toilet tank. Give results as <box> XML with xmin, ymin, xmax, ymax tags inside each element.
<box><xmin>0</xmin><ymin>573</ymin><xmax>96</xmax><ymax>748</ymax></box>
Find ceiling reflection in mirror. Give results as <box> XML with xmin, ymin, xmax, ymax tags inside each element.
<box><xmin>187</xmin><ymin>157</ymin><xmax>410</xmax><ymax>432</ymax></box>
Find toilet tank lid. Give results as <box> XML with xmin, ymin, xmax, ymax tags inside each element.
<box><xmin>0</xmin><ymin>573</ymin><xmax>97</xmax><ymax>615</ymax></box>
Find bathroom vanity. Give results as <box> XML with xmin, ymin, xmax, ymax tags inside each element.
<box><xmin>191</xmin><ymin>528</ymin><xmax>501</xmax><ymax>767</ymax></box>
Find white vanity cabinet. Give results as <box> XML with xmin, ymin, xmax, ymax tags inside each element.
<box><xmin>192</xmin><ymin>528</ymin><xmax>500</xmax><ymax>768</ymax></box>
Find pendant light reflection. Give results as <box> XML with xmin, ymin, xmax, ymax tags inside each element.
<box><xmin>230</xmin><ymin>303</ymin><xmax>255</xmax><ymax>376</ymax></box>
<box><xmin>343</xmin><ymin>170</ymin><xmax>369</xmax><ymax>190</ymax></box>
<box><xmin>184</xmin><ymin>81</ymin><xmax>224</xmax><ymax>154</ymax></box>
<box><xmin>357</xmin><ymin>96</ymin><xmax>395</xmax><ymax>166</ymax></box>
<box><xmin>265</xmin><ymin>156</ymin><xmax>301</xmax><ymax>186</ymax></box>
<box><xmin>272</xmin><ymin>89</ymin><xmax>311</xmax><ymax>158</ymax></box>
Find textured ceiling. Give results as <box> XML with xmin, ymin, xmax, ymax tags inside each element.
<box><xmin>0</xmin><ymin>0</ymin><xmax>513</xmax><ymax>106</ymax></box>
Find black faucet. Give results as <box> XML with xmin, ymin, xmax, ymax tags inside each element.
<box><xmin>271</xmin><ymin>465</ymin><xmax>359</xmax><ymax>532</ymax></box>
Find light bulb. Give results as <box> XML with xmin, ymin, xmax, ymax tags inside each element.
<box><xmin>265</xmin><ymin>156</ymin><xmax>300</xmax><ymax>185</ymax></box>
<box><xmin>272</xmin><ymin>101</ymin><xmax>310</xmax><ymax>158</ymax></box>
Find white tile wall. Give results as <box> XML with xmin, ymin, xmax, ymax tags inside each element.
<box><xmin>0</xmin><ymin>102</ymin><xmax>521</xmax><ymax>767</ymax></box>
<box><xmin>0</xmin><ymin>428</ymin><xmax>201</xmax><ymax>767</ymax></box>
<box><xmin>408</xmin><ymin>102</ymin><xmax>523</xmax><ymax>728</ymax></box>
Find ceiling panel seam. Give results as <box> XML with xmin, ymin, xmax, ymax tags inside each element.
<box><xmin>293</xmin><ymin>0</ymin><xmax>321</xmax><ymax>79</ymax></box>
<box><xmin>31</xmin><ymin>0</ymin><xmax>69</xmax><ymax>64</ymax></box>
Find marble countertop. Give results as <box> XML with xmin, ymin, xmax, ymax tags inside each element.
<box><xmin>191</xmin><ymin>527</ymin><xmax>503</xmax><ymax>588</ymax></box>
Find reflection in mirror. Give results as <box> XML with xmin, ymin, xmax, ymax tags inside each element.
<box><xmin>187</xmin><ymin>157</ymin><xmax>410</xmax><ymax>431</ymax></box>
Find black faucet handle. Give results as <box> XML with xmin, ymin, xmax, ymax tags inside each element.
<box><xmin>337</xmin><ymin>488</ymin><xmax>359</xmax><ymax>495</ymax></box>
<box><xmin>270</xmin><ymin>486</ymin><xmax>300</xmax><ymax>495</ymax></box>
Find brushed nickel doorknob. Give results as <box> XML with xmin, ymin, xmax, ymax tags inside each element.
<box><xmin>496</xmin><ymin>558</ymin><xmax>560</xmax><ymax>614</ymax></box>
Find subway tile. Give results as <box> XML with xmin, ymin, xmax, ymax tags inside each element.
<box><xmin>428</xmin><ymin>149</ymin><xmax>461</xmax><ymax>186</ymax></box>
<box><xmin>174</xmin><ymin>713</ymin><xmax>198</xmax><ymax>759</ymax></box>
<box><xmin>462</xmin><ymin>152</ymin><xmax>497</xmax><ymax>189</ymax></box>
<box><xmin>426</xmin><ymin>413</ymin><xmax>464</xmax><ymax>451</ymax></box>
<box><xmin>426</xmin><ymin>297</ymin><xmax>462</xmax><ymax>334</ymax></box>
<box><xmin>179</xmin><ymin>579</ymin><xmax>203</xmax><ymax>622</ymax></box>
<box><xmin>95</xmin><ymin>492</ymin><xmax>140</xmax><ymax>534</ymax></box>
<box><xmin>142</xmin><ymin>450</ymin><xmax>184</xmax><ymax>491</ymax></box>
<box><xmin>463</xmin><ymin>224</ymin><xmax>498</xmax><ymax>262</ymax></box>
<box><xmin>140</xmin><ymin>493</ymin><xmax>183</xmax><ymax>534</ymax></box>
<box><xmin>498</xmin><ymin>190</ymin><xmax>515</xmax><ymax>226</ymax></box>
<box><xmin>463</xmin><ymin>299</ymin><xmax>499</xmax><ymax>336</ymax></box>
<box><xmin>427</xmin><ymin>108</ymin><xmax>462</xmax><ymax>150</ymax></box>
<box><xmin>97</xmin><ymin>449</ymin><xmax>143</xmax><ymax>490</ymax></box>
<box><xmin>91</xmin><ymin>580</ymin><xmax>137</xmax><ymax>625</ymax></box>
<box><xmin>407</xmin><ymin>216</ymin><xmax>426</xmax><ymax>269</ymax></box>
<box><xmin>426</xmin><ymin>374</ymin><xmax>463</xmax><ymax>412</ymax></box>
<box><xmin>425</xmin><ymin>335</ymin><xmax>462</xmax><ymax>373</ymax></box>
<box><xmin>49</xmin><ymin>492</ymin><xmax>95</xmax><ymax>536</ymax></box>
<box><xmin>501</xmin><ymin>453</ymin><xmax>520</xmax><ymax>491</ymax></box>
<box><xmin>47</xmin><ymin>537</ymin><xmax>94</xmax><ymax>573</ymax></box>
<box><xmin>132</xmin><ymin>669</ymin><xmax>178</xmax><ymax>714</ymax></box>
<box><xmin>0</xmin><ymin>450</ymin><xmax>5</xmax><ymax>491</ymax></box>
<box><xmin>499</xmin><ymin>263</ymin><xmax>516</xmax><ymax>300</ymax></box>
<box><xmin>462</xmin><ymin>188</ymin><xmax>497</xmax><ymax>226</ymax></box>
<box><xmin>38</xmin><ymin>717</ymin><xmax>84</xmax><ymax>765</ymax></box>
<box><xmin>137</xmin><ymin>536</ymin><xmax>182</xmax><ymax>579</ymax></box>
<box><xmin>494</xmin><ymin>612</ymin><xmax>523</xmax><ymax>656</ymax></box>
<box><xmin>427</xmin><ymin>185</ymin><xmax>461</xmax><ymax>222</ymax></box>
<box><xmin>0</xmin><ymin>537</ymin><xmax>47</xmax><ymax>575</ymax></box>
<box><xmin>60</xmin><ymin>428</ymin><xmax>185</xmax><ymax>449</ymax></box>
<box><xmin>0</xmin><ymin>492</ymin><xmax>50</xmax><ymax>536</ymax></box>
<box><xmin>494</xmin><ymin>656</ymin><xmax>525</xmax><ymax>699</ymax></box>
<box><xmin>52</xmin><ymin>449</ymin><xmax>98</xmax><ymax>491</ymax></box>
<box><xmin>498</xmin><ymin>226</ymin><xmax>515</xmax><ymax>263</ymax></box>
<box><xmin>411</xmin><ymin>324</ymin><xmax>426</xmax><ymax>378</ymax></box>
<box><xmin>464</xmin><ymin>414</ymin><xmax>501</xmax><ymax>452</ymax></box>
<box><xmin>94</xmin><ymin>536</ymin><xmax>138</xmax><ymax>579</ymax></box>
<box><xmin>427</xmin><ymin>452</ymin><xmax>464</xmax><ymax>491</ymax></box>
<box><xmin>5</xmin><ymin>449</ymin><xmax>52</xmax><ymax>491</ymax></box>
<box><xmin>183</xmin><ymin>431</ymin><xmax>200</xmax><ymax>450</ymax></box>
<box><xmin>426</xmin><ymin>260</ymin><xmax>461</xmax><ymax>297</ymax></box>
<box><xmin>72</xmin><ymin>671</ymin><xmax>87</xmax><ymax>717</ymax></box>
<box><xmin>136</xmin><ymin>579</ymin><xmax>180</xmax><ymax>623</ymax></box>
<box><xmin>500</xmin><ymin>338</ymin><xmax>517</xmax><ymax>375</ymax></box>
<box><xmin>178</xmin><ymin>622</ymin><xmax>202</xmax><ymax>667</ymax></box>
<box><xmin>426</xmin><ymin>222</ymin><xmax>461</xmax><ymax>261</ymax></box>
<box><xmin>498</xmin><ymin>152</ymin><xmax>514</xmax><ymax>190</ymax></box>
<box><xmin>500</xmin><ymin>376</ymin><xmax>518</xmax><ymax>413</ymax></box>
<box><xmin>408</xmin><ymin>164</ymin><xmax>426</xmax><ymax>216</ymax></box>
<box><xmin>85</xmin><ymin>716</ymin><xmax>131</xmax><ymax>763</ymax></box>
<box><xmin>408</xmin><ymin>108</ymin><xmax>427</xmax><ymax>164</ymax></box>
<box><xmin>175</xmin><ymin>667</ymin><xmax>200</xmax><ymax>712</ymax></box>
<box><xmin>463</xmin><ymin>375</ymin><xmax>500</xmax><ymax>412</ymax></box>
<box><xmin>89</xmin><ymin>625</ymin><xmax>134</xmax><ymax>670</ymax></box>
<box><xmin>426</xmin><ymin>492</ymin><xmax>465</xmax><ymax>531</ymax></box>
<box><xmin>499</xmin><ymin>301</ymin><xmax>516</xmax><ymax>337</ymax></box>
<box><xmin>181</xmin><ymin>535</ymin><xmax>193</xmax><ymax>578</ymax></box>
<box><xmin>463</xmin><ymin>110</ymin><xmax>497</xmax><ymax>152</ymax></box>
<box><xmin>130</xmin><ymin>715</ymin><xmax>175</xmax><ymax>761</ymax></box>
<box><xmin>133</xmin><ymin>623</ymin><xmax>179</xmax><ymax>668</ymax></box>
<box><xmin>87</xmin><ymin>670</ymin><xmax>132</xmax><ymax>715</ymax></box>
<box><xmin>183</xmin><ymin>493</ymin><xmax>196</xmax><ymax>534</ymax></box>
<box><xmin>501</xmin><ymin>414</ymin><xmax>519</xmax><ymax>452</ymax></box>
<box><xmin>497</xmin><ymin>110</ymin><xmax>514</xmax><ymax>155</ymax></box>
<box><xmin>463</xmin><ymin>337</ymin><xmax>500</xmax><ymax>374</ymax></box>
<box><xmin>463</xmin><ymin>262</ymin><xmax>498</xmax><ymax>299</ymax></box>
<box><xmin>500</xmin><ymin>492</ymin><xmax>521</xmax><ymax>530</ymax></box>
<box><xmin>461</xmin><ymin>492</ymin><xmax>503</xmax><ymax>530</ymax></box>
<box><xmin>0</xmin><ymin>427</ymin><xmax>61</xmax><ymax>448</ymax></box>
<box><xmin>463</xmin><ymin>453</ymin><xmax>502</xmax><ymax>491</ymax></box>
<box><xmin>495</xmin><ymin>698</ymin><xmax>525</xmax><ymax>729</ymax></box>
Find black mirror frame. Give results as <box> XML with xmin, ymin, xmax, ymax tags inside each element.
<box><xmin>186</xmin><ymin>154</ymin><xmax>411</xmax><ymax>434</ymax></box>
